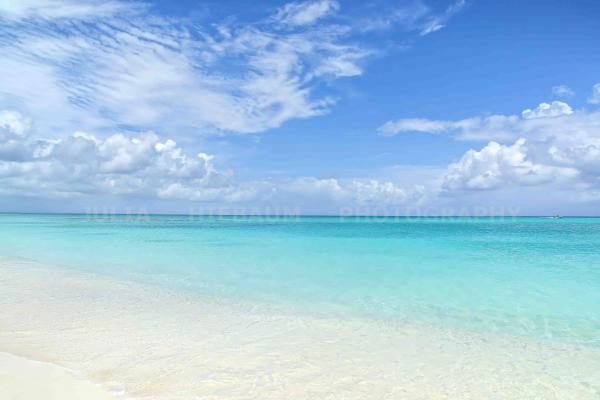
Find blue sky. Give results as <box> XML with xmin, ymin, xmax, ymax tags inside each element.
<box><xmin>1</xmin><ymin>0</ymin><xmax>600</xmax><ymax>215</ymax></box>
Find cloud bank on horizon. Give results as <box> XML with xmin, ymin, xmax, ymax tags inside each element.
<box><xmin>1</xmin><ymin>0</ymin><xmax>600</xmax><ymax>215</ymax></box>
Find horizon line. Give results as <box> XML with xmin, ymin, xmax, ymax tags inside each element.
<box><xmin>0</xmin><ymin>212</ymin><xmax>598</xmax><ymax>218</ymax></box>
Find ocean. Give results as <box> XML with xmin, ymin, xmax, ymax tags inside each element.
<box><xmin>1</xmin><ymin>213</ymin><xmax>599</xmax><ymax>398</ymax></box>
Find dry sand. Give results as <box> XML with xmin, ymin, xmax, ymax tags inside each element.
<box><xmin>0</xmin><ymin>352</ymin><xmax>118</xmax><ymax>400</ymax></box>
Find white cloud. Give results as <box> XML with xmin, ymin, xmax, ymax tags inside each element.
<box><xmin>521</xmin><ymin>101</ymin><xmax>573</xmax><ymax>119</ymax></box>
<box><xmin>420</xmin><ymin>21</ymin><xmax>445</xmax><ymax>35</ymax></box>
<box><xmin>286</xmin><ymin>177</ymin><xmax>346</xmax><ymax>200</ymax></box>
<box><xmin>546</xmin><ymin>135</ymin><xmax>600</xmax><ymax>177</ymax></box>
<box><xmin>347</xmin><ymin>179</ymin><xmax>425</xmax><ymax>205</ymax></box>
<box><xmin>0</xmin><ymin>109</ymin><xmax>433</xmax><ymax>207</ymax></box>
<box><xmin>0</xmin><ymin>0</ymin><xmax>367</xmax><ymax>136</ymax></box>
<box><xmin>552</xmin><ymin>84</ymin><xmax>575</xmax><ymax>98</ymax></box>
<box><xmin>156</xmin><ymin>182</ymin><xmax>265</xmax><ymax>203</ymax></box>
<box><xmin>274</xmin><ymin>0</ymin><xmax>339</xmax><ymax>26</ymax></box>
<box><xmin>378</xmin><ymin>114</ymin><xmax>520</xmax><ymax>140</ymax></box>
<box><xmin>378</xmin><ymin>118</ymin><xmax>452</xmax><ymax>136</ymax></box>
<box><xmin>0</xmin><ymin>0</ymin><xmax>463</xmax><ymax>138</ymax></box>
<box><xmin>357</xmin><ymin>2</ymin><xmax>429</xmax><ymax>32</ymax></box>
<box><xmin>0</xmin><ymin>109</ymin><xmax>245</xmax><ymax>199</ymax></box>
<box><xmin>588</xmin><ymin>83</ymin><xmax>600</xmax><ymax>105</ymax></box>
<box><xmin>0</xmin><ymin>110</ymin><xmax>31</xmax><ymax>136</ymax></box>
<box><xmin>0</xmin><ymin>0</ymin><xmax>141</xmax><ymax>20</ymax></box>
<box><xmin>3</xmin><ymin>105</ymin><xmax>600</xmax><ymax>213</ymax></box>
<box><xmin>380</xmin><ymin>92</ymin><xmax>600</xmax><ymax>203</ymax></box>
<box><xmin>357</xmin><ymin>0</ymin><xmax>465</xmax><ymax>35</ymax></box>
<box><xmin>378</xmin><ymin>101</ymin><xmax>584</xmax><ymax>141</ymax></box>
<box><xmin>419</xmin><ymin>0</ymin><xmax>466</xmax><ymax>36</ymax></box>
<box><xmin>442</xmin><ymin>139</ymin><xmax>578</xmax><ymax>191</ymax></box>
<box><xmin>283</xmin><ymin>177</ymin><xmax>426</xmax><ymax>206</ymax></box>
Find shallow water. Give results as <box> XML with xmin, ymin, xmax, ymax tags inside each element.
<box><xmin>1</xmin><ymin>260</ymin><xmax>600</xmax><ymax>399</ymax></box>
<box><xmin>0</xmin><ymin>214</ymin><xmax>599</xmax><ymax>345</ymax></box>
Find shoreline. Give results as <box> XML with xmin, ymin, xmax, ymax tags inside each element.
<box><xmin>1</xmin><ymin>258</ymin><xmax>599</xmax><ymax>399</ymax></box>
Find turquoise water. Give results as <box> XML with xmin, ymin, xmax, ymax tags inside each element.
<box><xmin>1</xmin><ymin>213</ymin><xmax>599</xmax><ymax>345</ymax></box>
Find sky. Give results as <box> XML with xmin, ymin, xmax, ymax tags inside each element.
<box><xmin>1</xmin><ymin>0</ymin><xmax>600</xmax><ymax>215</ymax></box>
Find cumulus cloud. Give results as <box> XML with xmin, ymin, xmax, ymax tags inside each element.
<box><xmin>378</xmin><ymin>90</ymin><xmax>600</xmax><ymax>205</ymax></box>
<box><xmin>588</xmin><ymin>83</ymin><xmax>600</xmax><ymax>105</ymax></box>
<box><xmin>521</xmin><ymin>101</ymin><xmax>573</xmax><ymax>119</ymax></box>
<box><xmin>3</xmin><ymin>100</ymin><xmax>600</xmax><ymax>212</ymax></box>
<box><xmin>552</xmin><ymin>84</ymin><xmax>575</xmax><ymax>98</ymax></box>
<box><xmin>442</xmin><ymin>139</ymin><xmax>578</xmax><ymax>191</ymax></box>
<box><xmin>0</xmin><ymin>110</ymin><xmax>430</xmax><ymax>208</ymax></box>
<box><xmin>0</xmin><ymin>109</ymin><xmax>244</xmax><ymax>199</ymax></box>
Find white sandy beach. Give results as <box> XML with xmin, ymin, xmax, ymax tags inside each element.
<box><xmin>0</xmin><ymin>352</ymin><xmax>118</xmax><ymax>400</ymax></box>
<box><xmin>1</xmin><ymin>258</ymin><xmax>599</xmax><ymax>399</ymax></box>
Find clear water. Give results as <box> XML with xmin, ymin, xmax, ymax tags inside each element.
<box><xmin>1</xmin><ymin>213</ymin><xmax>599</xmax><ymax>345</ymax></box>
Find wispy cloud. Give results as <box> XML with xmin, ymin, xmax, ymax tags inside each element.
<box><xmin>273</xmin><ymin>0</ymin><xmax>340</xmax><ymax>27</ymax></box>
<box><xmin>552</xmin><ymin>84</ymin><xmax>575</xmax><ymax>98</ymax></box>
<box><xmin>588</xmin><ymin>83</ymin><xmax>600</xmax><ymax>105</ymax></box>
<box><xmin>419</xmin><ymin>0</ymin><xmax>466</xmax><ymax>36</ymax></box>
<box><xmin>0</xmin><ymin>0</ymin><xmax>370</xmax><ymax>136</ymax></box>
<box><xmin>357</xmin><ymin>0</ymin><xmax>466</xmax><ymax>35</ymax></box>
<box><xmin>0</xmin><ymin>0</ymin><xmax>465</xmax><ymax>138</ymax></box>
<box><xmin>378</xmin><ymin>101</ymin><xmax>575</xmax><ymax>140</ymax></box>
<box><xmin>0</xmin><ymin>0</ymin><xmax>143</xmax><ymax>20</ymax></box>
